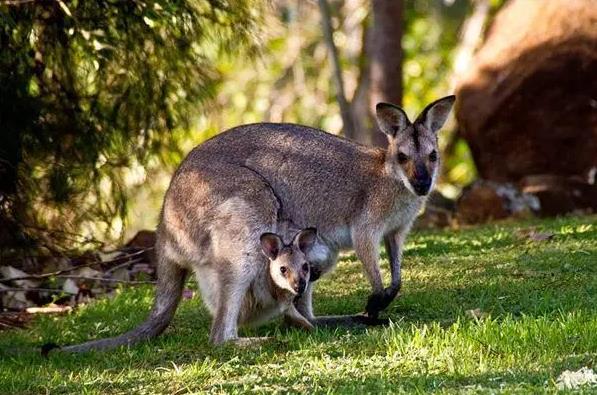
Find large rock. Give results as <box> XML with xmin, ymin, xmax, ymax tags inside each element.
<box><xmin>455</xmin><ymin>0</ymin><xmax>597</xmax><ymax>182</ymax></box>
<box><xmin>520</xmin><ymin>174</ymin><xmax>597</xmax><ymax>216</ymax></box>
<box><xmin>456</xmin><ymin>180</ymin><xmax>539</xmax><ymax>224</ymax></box>
<box><xmin>456</xmin><ymin>176</ymin><xmax>596</xmax><ymax>223</ymax></box>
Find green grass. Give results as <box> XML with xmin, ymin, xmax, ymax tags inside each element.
<box><xmin>1</xmin><ymin>216</ymin><xmax>596</xmax><ymax>394</ymax></box>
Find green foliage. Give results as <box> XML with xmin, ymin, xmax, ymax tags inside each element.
<box><xmin>403</xmin><ymin>0</ymin><xmax>472</xmax><ymax>191</ymax></box>
<box><xmin>0</xmin><ymin>0</ymin><xmax>264</xmax><ymax>250</ymax></box>
<box><xmin>0</xmin><ymin>0</ymin><xmax>510</xmax><ymax>249</ymax></box>
<box><xmin>208</xmin><ymin>0</ymin><xmax>485</xmax><ymax>186</ymax></box>
<box><xmin>1</xmin><ymin>216</ymin><xmax>596</xmax><ymax>393</ymax></box>
<box><xmin>124</xmin><ymin>0</ymin><xmax>507</xmax><ymax>236</ymax></box>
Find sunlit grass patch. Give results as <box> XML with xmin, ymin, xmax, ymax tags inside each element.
<box><xmin>1</xmin><ymin>215</ymin><xmax>595</xmax><ymax>394</ymax></box>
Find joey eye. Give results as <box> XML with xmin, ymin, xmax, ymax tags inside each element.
<box><xmin>279</xmin><ymin>266</ymin><xmax>287</xmax><ymax>275</ymax></box>
<box><xmin>302</xmin><ymin>263</ymin><xmax>309</xmax><ymax>272</ymax></box>
<box><xmin>397</xmin><ymin>152</ymin><xmax>408</xmax><ymax>164</ymax></box>
<box><xmin>429</xmin><ymin>150</ymin><xmax>438</xmax><ymax>162</ymax></box>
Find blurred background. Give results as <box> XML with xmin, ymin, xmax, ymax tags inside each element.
<box><xmin>0</xmin><ymin>0</ymin><xmax>595</xmax><ymax>267</ymax></box>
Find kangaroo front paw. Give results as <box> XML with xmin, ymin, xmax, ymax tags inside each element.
<box><xmin>365</xmin><ymin>287</ymin><xmax>399</xmax><ymax>318</ymax></box>
<box><xmin>40</xmin><ymin>342</ymin><xmax>60</xmax><ymax>357</ymax></box>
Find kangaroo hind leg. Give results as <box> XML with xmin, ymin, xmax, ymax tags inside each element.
<box><xmin>208</xmin><ymin>263</ymin><xmax>251</xmax><ymax>345</ymax></box>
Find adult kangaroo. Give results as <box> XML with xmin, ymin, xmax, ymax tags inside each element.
<box><xmin>46</xmin><ymin>95</ymin><xmax>455</xmax><ymax>353</ymax></box>
<box><xmin>181</xmin><ymin>95</ymin><xmax>455</xmax><ymax>325</ymax></box>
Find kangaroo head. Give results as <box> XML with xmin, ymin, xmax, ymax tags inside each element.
<box><xmin>259</xmin><ymin>228</ymin><xmax>318</xmax><ymax>296</ymax></box>
<box><xmin>375</xmin><ymin>95</ymin><xmax>456</xmax><ymax>196</ymax></box>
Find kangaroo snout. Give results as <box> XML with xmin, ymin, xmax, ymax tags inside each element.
<box><xmin>411</xmin><ymin>163</ymin><xmax>432</xmax><ymax>195</ymax></box>
<box><xmin>412</xmin><ymin>178</ymin><xmax>431</xmax><ymax>196</ymax></box>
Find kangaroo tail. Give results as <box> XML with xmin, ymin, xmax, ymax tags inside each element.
<box><xmin>45</xmin><ymin>260</ymin><xmax>188</xmax><ymax>354</ymax></box>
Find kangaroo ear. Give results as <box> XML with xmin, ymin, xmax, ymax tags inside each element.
<box><xmin>294</xmin><ymin>227</ymin><xmax>318</xmax><ymax>255</ymax></box>
<box><xmin>260</xmin><ymin>233</ymin><xmax>283</xmax><ymax>260</ymax></box>
<box><xmin>375</xmin><ymin>102</ymin><xmax>411</xmax><ymax>137</ymax></box>
<box><xmin>415</xmin><ymin>95</ymin><xmax>456</xmax><ymax>134</ymax></box>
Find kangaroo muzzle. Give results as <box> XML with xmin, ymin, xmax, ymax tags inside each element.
<box><xmin>412</xmin><ymin>178</ymin><xmax>431</xmax><ymax>196</ymax></box>
<box><xmin>411</xmin><ymin>164</ymin><xmax>431</xmax><ymax>196</ymax></box>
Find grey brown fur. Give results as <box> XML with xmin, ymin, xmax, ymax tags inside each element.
<box><xmin>52</xmin><ymin>95</ymin><xmax>454</xmax><ymax>352</ymax></box>
<box><xmin>55</xmin><ymin>163</ymin><xmax>319</xmax><ymax>351</ymax></box>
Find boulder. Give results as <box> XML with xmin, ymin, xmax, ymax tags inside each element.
<box><xmin>455</xmin><ymin>0</ymin><xmax>597</xmax><ymax>182</ymax></box>
<box><xmin>456</xmin><ymin>180</ymin><xmax>539</xmax><ymax>224</ymax></box>
<box><xmin>520</xmin><ymin>174</ymin><xmax>597</xmax><ymax>216</ymax></box>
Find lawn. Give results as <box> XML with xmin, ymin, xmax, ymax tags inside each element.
<box><xmin>1</xmin><ymin>216</ymin><xmax>596</xmax><ymax>394</ymax></box>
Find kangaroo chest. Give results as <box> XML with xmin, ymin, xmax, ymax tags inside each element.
<box><xmin>238</xmin><ymin>277</ymin><xmax>292</xmax><ymax>326</ymax></box>
<box><xmin>383</xmin><ymin>197</ymin><xmax>424</xmax><ymax>233</ymax></box>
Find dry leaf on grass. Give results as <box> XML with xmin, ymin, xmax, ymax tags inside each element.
<box><xmin>0</xmin><ymin>311</ymin><xmax>34</xmax><ymax>331</ymax></box>
<box><xmin>556</xmin><ymin>367</ymin><xmax>597</xmax><ymax>389</ymax></box>
<box><xmin>466</xmin><ymin>308</ymin><xmax>488</xmax><ymax>320</ymax></box>
<box><xmin>515</xmin><ymin>228</ymin><xmax>555</xmax><ymax>242</ymax></box>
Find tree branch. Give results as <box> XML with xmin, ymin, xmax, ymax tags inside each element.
<box><xmin>444</xmin><ymin>0</ymin><xmax>490</xmax><ymax>161</ymax></box>
<box><xmin>0</xmin><ymin>287</ymin><xmax>70</xmax><ymax>294</ymax></box>
<box><xmin>450</xmin><ymin>0</ymin><xmax>490</xmax><ymax>90</ymax></box>
<box><xmin>0</xmin><ymin>248</ymin><xmax>152</xmax><ymax>283</ymax></box>
<box><xmin>317</xmin><ymin>0</ymin><xmax>356</xmax><ymax>139</ymax></box>
<box><xmin>55</xmin><ymin>276</ymin><xmax>155</xmax><ymax>284</ymax></box>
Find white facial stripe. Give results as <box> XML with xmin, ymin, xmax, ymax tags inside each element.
<box><xmin>430</xmin><ymin>166</ymin><xmax>438</xmax><ymax>189</ymax></box>
<box><xmin>271</xmin><ymin>264</ymin><xmax>297</xmax><ymax>295</ymax></box>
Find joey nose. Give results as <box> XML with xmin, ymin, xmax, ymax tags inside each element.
<box><xmin>296</xmin><ymin>278</ymin><xmax>307</xmax><ymax>296</ymax></box>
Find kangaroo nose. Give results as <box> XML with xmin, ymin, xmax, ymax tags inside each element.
<box><xmin>412</xmin><ymin>179</ymin><xmax>431</xmax><ymax>195</ymax></box>
<box><xmin>412</xmin><ymin>163</ymin><xmax>431</xmax><ymax>195</ymax></box>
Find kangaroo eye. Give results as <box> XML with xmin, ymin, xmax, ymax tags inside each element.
<box><xmin>429</xmin><ymin>150</ymin><xmax>438</xmax><ymax>162</ymax></box>
<box><xmin>279</xmin><ymin>266</ymin><xmax>287</xmax><ymax>275</ymax></box>
<box><xmin>302</xmin><ymin>263</ymin><xmax>309</xmax><ymax>272</ymax></box>
<box><xmin>397</xmin><ymin>152</ymin><xmax>408</xmax><ymax>164</ymax></box>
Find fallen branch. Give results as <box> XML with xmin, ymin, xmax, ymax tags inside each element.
<box><xmin>0</xmin><ymin>248</ymin><xmax>151</xmax><ymax>283</ymax></box>
<box><xmin>25</xmin><ymin>306</ymin><xmax>72</xmax><ymax>314</ymax></box>
<box><xmin>0</xmin><ymin>277</ymin><xmax>154</xmax><ymax>294</ymax></box>
<box><xmin>104</xmin><ymin>258</ymin><xmax>147</xmax><ymax>275</ymax></box>
<box><xmin>55</xmin><ymin>275</ymin><xmax>156</xmax><ymax>285</ymax></box>
<box><xmin>0</xmin><ymin>287</ymin><xmax>71</xmax><ymax>294</ymax></box>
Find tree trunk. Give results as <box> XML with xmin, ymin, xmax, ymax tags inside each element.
<box><xmin>442</xmin><ymin>0</ymin><xmax>490</xmax><ymax>170</ymax></box>
<box><xmin>321</xmin><ymin>0</ymin><xmax>403</xmax><ymax>147</ymax></box>
<box><xmin>318</xmin><ymin>0</ymin><xmax>357</xmax><ymax>139</ymax></box>
<box><xmin>365</xmin><ymin>0</ymin><xmax>403</xmax><ymax>147</ymax></box>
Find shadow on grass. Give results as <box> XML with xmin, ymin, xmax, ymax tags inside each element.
<box><xmin>1</xmin><ymin>216</ymin><xmax>595</xmax><ymax>393</ymax></box>
<box><xmin>314</xmin><ymin>241</ymin><xmax>596</xmax><ymax>325</ymax></box>
<box><xmin>2</xmin><ymin>356</ymin><xmax>563</xmax><ymax>393</ymax></box>
<box><xmin>226</xmin><ymin>369</ymin><xmax>553</xmax><ymax>393</ymax></box>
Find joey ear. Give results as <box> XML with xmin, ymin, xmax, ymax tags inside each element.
<box><xmin>415</xmin><ymin>95</ymin><xmax>456</xmax><ymax>134</ymax></box>
<box><xmin>260</xmin><ymin>233</ymin><xmax>283</xmax><ymax>260</ymax></box>
<box><xmin>375</xmin><ymin>102</ymin><xmax>411</xmax><ymax>137</ymax></box>
<box><xmin>294</xmin><ymin>227</ymin><xmax>318</xmax><ymax>255</ymax></box>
